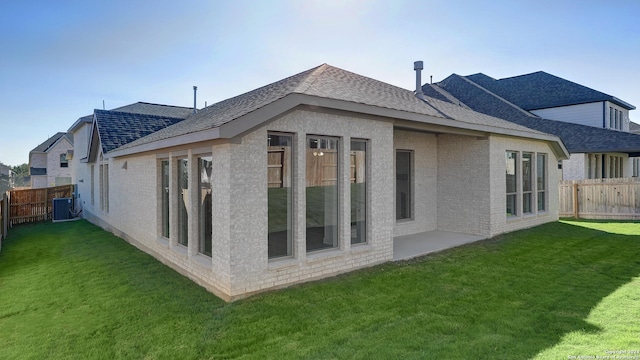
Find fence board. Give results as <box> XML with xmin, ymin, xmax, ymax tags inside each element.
<box><xmin>559</xmin><ymin>178</ymin><xmax>640</xmax><ymax>219</ymax></box>
<box><xmin>9</xmin><ymin>185</ymin><xmax>74</xmax><ymax>225</ymax></box>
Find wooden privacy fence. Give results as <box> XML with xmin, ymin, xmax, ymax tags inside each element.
<box><xmin>9</xmin><ymin>185</ymin><xmax>74</xmax><ymax>225</ymax></box>
<box><xmin>559</xmin><ymin>178</ymin><xmax>640</xmax><ymax>219</ymax></box>
<box><xmin>0</xmin><ymin>192</ymin><xmax>7</xmax><ymax>247</ymax></box>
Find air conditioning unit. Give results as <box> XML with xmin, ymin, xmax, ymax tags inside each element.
<box><xmin>52</xmin><ymin>198</ymin><xmax>73</xmax><ymax>222</ymax></box>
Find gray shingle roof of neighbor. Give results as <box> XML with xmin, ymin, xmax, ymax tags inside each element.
<box><xmin>435</xmin><ymin>74</ymin><xmax>640</xmax><ymax>154</ymax></box>
<box><xmin>112</xmin><ymin>102</ymin><xmax>194</xmax><ymax>118</ymax></box>
<box><xmin>30</xmin><ymin>132</ymin><xmax>73</xmax><ymax>153</ymax></box>
<box><xmin>119</xmin><ymin>64</ymin><xmax>550</xmax><ymax>151</ymax></box>
<box><xmin>465</xmin><ymin>71</ymin><xmax>636</xmax><ymax>110</ymax></box>
<box><xmin>630</xmin><ymin>121</ymin><xmax>640</xmax><ymax>133</ymax></box>
<box><xmin>94</xmin><ymin>110</ymin><xmax>186</xmax><ymax>153</ymax></box>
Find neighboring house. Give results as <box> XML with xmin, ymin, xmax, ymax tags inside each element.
<box><xmin>427</xmin><ymin>73</ymin><xmax>640</xmax><ymax>179</ymax></box>
<box><xmin>630</xmin><ymin>122</ymin><xmax>640</xmax><ymax>135</ymax></box>
<box><xmin>0</xmin><ymin>162</ymin><xmax>14</xmax><ymax>192</ymax></box>
<box><xmin>70</xmin><ymin>63</ymin><xmax>569</xmax><ymax>301</ymax></box>
<box><xmin>29</xmin><ymin>132</ymin><xmax>74</xmax><ymax>188</ymax></box>
<box><xmin>67</xmin><ymin>102</ymin><xmax>194</xmax><ymax>186</ymax></box>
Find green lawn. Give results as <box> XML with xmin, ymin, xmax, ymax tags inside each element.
<box><xmin>1</xmin><ymin>220</ymin><xmax>639</xmax><ymax>359</ymax></box>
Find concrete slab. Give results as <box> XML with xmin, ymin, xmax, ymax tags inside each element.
<box><xmin>393</xmin><ymin>230</ymin><xmax>486</xmax><ymax>261</ymax></box>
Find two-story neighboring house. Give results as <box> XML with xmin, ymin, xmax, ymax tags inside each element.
<box><xmin>428</xmin><ymin>71</ymin><xmax>640</xmax><ymax>179</ymax></box>
<box><xmin>29</xmin><ymin>132</ymin><xmax>74</xmax><ymax>188</ymax></box>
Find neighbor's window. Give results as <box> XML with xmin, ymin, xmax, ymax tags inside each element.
<box><xmin>396</xmin><ymin>150</ymin><xmax>413</xmax><ymax>220</ymax></box>
<box><xmin>610</xmin><ymin>107</ymin><xmax>614</xmax><ymax>129</ymax></box>
<box><xmin>306</xmin><ymin>136</ymin><xmax>339</xmax><ymax>252</ymax></box>
<box><xmin>177</xmin><ymin>159</ymin><xmax>189</xmax><ymax>247</ymax></box>
<box><xmin>350</xmin><ymin>139</ymin><xmax>367</xmax><ymax>245</ymax></box>
<box><xmin>198</xmin><ymin>156</ymin><xmax>212</xmax><ymax>257</ymax></box>
<box><xmin>268</xmin><ymin>133</ymin><xmax>293</xmax><ymax>258</ymax></box>
<box><xmin>506</xmin><ymin>151</ymin><xmax>518</xmax><ymax>217</ymax></box>
<box><xmin>161</xmin><ymin>160</ymin><xmax>170</xmax><ymax>238</ymax></box>
<box><xmin>633</xmin><ymin>158</ymin><xmax>640</xmax><ymax>177</ymax></box>
<box><xmin>99</xmin><ymin>163</ymin><xmax>109</xmax><ymax>213</ymax></box>
<box><xmin>537</xmin><ymin>154</ymin><xmax>547</xmax><ymax>212</ymax></box>
<box><xmin>90</xmin><ymin>165</ymin><xmax>95</xmax><ymax>206</ymax></box>
<box><xmin>60</xmin><ymin>154</ymin><xmax>68</xmax><ymax>168</ymax></box>
<box><xmin>522</xmin><ymin>153</ymin><xmax>533</xmax><ymax>214</ymax></box>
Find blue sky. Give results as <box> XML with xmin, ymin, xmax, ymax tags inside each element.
<box><xmin>1</xmin><ymin>0</ymin><xmax>638</xmax><ymax>166</ymax></box>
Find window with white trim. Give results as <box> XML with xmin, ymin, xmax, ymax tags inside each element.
<box><xmin>522</xmin><ymin>153</ymin><xmax>533</xmax><ymax>214</ymax></box>
<box><xmin>537</xmin><ymin>154</ymin><xmax>547</xmax><ymax>212</ymax></box>
<box><xmin>506</xmin><ymin>151</ymin><xmax>518</xmax><ymax>217</ymax></box>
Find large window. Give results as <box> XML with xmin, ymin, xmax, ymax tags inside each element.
<box><xmin>161</xmin><ymin>160</ymin><xmax>170</xmax><ymax>238</ymax></box>
<box><xmin>90</xmin><ymin>165</ymin><xmax>95</xmax><ymax>206</ymax></box>
<box><xmin>506</xmin><ymin>151</ymin><xmax>518</xmax><ymax>216</ymax></box>
<box><xmin>396</xmin><ymin>150</ymin><xmax>412</xmax><ymax>220</ymax></box>
<box><xmin>268</xmin><ymin>133</ymin><xmax>293</xmax><ymax>258</ymax></box>
<box><xmin>177</xmin><ymin>159</ymin><xmax>189</xmax><ymax>247</ymax></box>
<box><xmin>306</xmin><ymin>136</ymin><xmax>339</xmax><ymax>252</ymax></box>
<box><xmin>522</xmin><ymin>153</ymin><xmax>533</xmax><ymax>214</ymax></box>
<box><xmin>198</xmin><ymin>156</ymin><xmax>212</xmax><ymax>256</ymax></box>
<box><xmin>537</xmin><ymin>154</ymin><xmax>547</xmax><ymax>212</ymax></box>
<box><xmin>350</xmin><ymin>140</ymin><xmax>367</xmax><ymax>245</ymax></box>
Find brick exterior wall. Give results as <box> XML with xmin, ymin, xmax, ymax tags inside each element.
<box><xmin>74</xmin><ymin>109</ymin><xmax>563</xmax><ymax>301</ymax></box>
<box><xmin>392</xmin><ymin>130</ymin><xmax>438</xmax><ymax>237</ymax></box>
<box><xmin>437</xmin><ymin>135</ymin><xmax>491</xmax><ymax>236</ymax></box>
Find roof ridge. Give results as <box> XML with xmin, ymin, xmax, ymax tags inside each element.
<box><xmin>460</xmin><ymin>75</ymin><xmax>540</xmax><ymax>119</ymax></box>
<box><xmin>293</xmin><ymin>64</ymin><xmax>329</xmax><ymax>93</ymax></box>
<box><xmin>134</xmin><ymin>101</ymin><xmax>192</xmax><ymax>109</ymax></box>
<box><xmin>95</xmin><ymin>109</ymin><xmax>186</xmax><ymax>120</ymax></box>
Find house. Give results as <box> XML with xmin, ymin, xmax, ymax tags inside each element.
<box><xmin>67</xmin><ymin>102</ymin><xmax>194</xmax><ymax>185</ymax></box>
<box><xmin>426</xmin><ymin>72</ymin><xmax>640</xmax><ymax>179</ymax></box>
<box><xmin>70</xmin><ymin>63</ymin><xmax>569</xmax><ymax>301</ymax></box>
<box><xmin>0</xmin><ymin>162</ymin><xmax>14</xmax><ymax>192</ymax></box>
<box><xmin>630</xmin><ymin>122</ymin><xmax>640</xmax><ymax>135</ymax></box>
<box><xmin>29</xmin><ymin>132</ymin><xmax>74</xmax><ymax>188</ymax></box>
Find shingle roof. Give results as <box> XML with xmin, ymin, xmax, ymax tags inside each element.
<box><xmin>119</xmin><ymin>64</ymin><xmax>548</xmax><ymax>151</ymax></box>
<box><xmin>30</xmin><ymin>132</ymin><xmax>73</xmax><ymax>153</ymax></box>
<box><xmin>437</xmin><ymin>74</ymin><xmax>640</xmax><ymax>154</ymax></box>
<box><xmin>630</xmin><ymin>121</ymin><xmax>640</xmax><ymax>133</ymax></box>
<box><xmin>112</xmin><ymin>102</ymin><xmax>193</xmax><ymax>118</ymax></box>
<box><xmin>94</xmin><ymin>110</ymin><xmax>186</xmax><ymax>153</ymax></box>
<box><xmin>465</xmin><ymin>71</ymin><xmax>635</xmax><ymax>110</ymax></box>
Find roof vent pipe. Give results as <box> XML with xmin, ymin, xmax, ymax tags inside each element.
<box><xmin>193</xmin><ymin>86</ymin><xmax>198</xmax><ymax>114</ymax></box>
<box><xmin>414</xmin><ymin>61</ymin><xmax>425</xmax><ymax>100</ymax></box>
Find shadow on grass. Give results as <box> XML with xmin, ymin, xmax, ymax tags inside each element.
<box><xmin>215</xmin><ymin>221</ymin><xmax>640</xmax><ymax>359</ymax></box>
<box><xmin>1</xmin><ymin>220</ymin><xmax>639</xmax><ymax>359</ymax></box>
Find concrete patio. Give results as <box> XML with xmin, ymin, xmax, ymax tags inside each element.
<box><xmin>393</xmin><ymin>230</ymin><xmax>486</xmax><ymax>261</ymax></box>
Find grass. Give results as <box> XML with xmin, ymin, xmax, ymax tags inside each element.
<box><xmin>1</xmin><ymin>220</ymin><xmax>640</xmax><ymax>359</ymax></box>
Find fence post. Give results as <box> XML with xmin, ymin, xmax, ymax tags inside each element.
<box><xmin>572</xmin><ymin>183</ymin><xmax>579</xmax><ymax>219</ymax></box>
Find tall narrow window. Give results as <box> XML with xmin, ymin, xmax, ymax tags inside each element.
<box><xmin>268</xmin><ymin>133</ymin><xmax>293</xmax><ymax>258</ymax></box>
<box><xmin>90</xmin><ymin>165</ymin><xmax>95</xmax><ymax>206</ymax></box>
<box><xmin>60</xmin><ymin>154</ymin><xmax>68</xmax><ymax>168</ymax></box>
<box><xmin>396</xmin><ymin>150</ymin><xmax>412</xmax><ymax>220</ymax></box>
<box><xmin>522</xmin><ymin>153</ymin><xmax>533</xmax><ymax>214</ymax></box>
<box><xmin>306</xmin><ymin>136</ymin><xmax>339</xmax><ymax>252</ymax></box>
<box><xmin>350</xmin><ymin>140</ymin><xmax>367</xmax><ymax>245</ymax></box>
<box><xmin>198</xmin><ymin>156</ymin><xmax>212</xmax><ymax>256</ymax></box>
<box><xmin>161</xmin><ymin>160</ymin><xmax>170</xmax><ymax>238</ymax></box>
<box><xmin>537</xmin><ymin>154</ymin><xmax>547</xmax><ymax>212</ymax></box>
<box><xmin>99</xmin><ymin>164</ymin><xmax>109</xmax><ymax>212</ymax></box>
<box><xmin>506</xmin><ymin>151</ymin><xmax>518</xmax><ymax>217</ymax></box>
<box><xmin>610</xmin><ymin>107</ymin><xmax>614</xmax><ymax>129</ymax></box>
<box><xmin>177</xmin><ymin>159</ymin><xmax>189</xmax><ymax>247</ymax></box>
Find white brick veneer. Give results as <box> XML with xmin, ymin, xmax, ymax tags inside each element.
<box><xmin>76</xmin><ymin>109</ymin><xmax>563</xmax><ymax>301</ymax></box>
<box><xmin>393</xmin><ymin>130</ymin><xmax>438</xmax><ymax>237</ymax></box>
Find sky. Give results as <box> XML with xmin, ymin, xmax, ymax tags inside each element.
<box><xmin>1</xmin><ymin>0</ymin><xmax>638</xmax><ymax>166</ymax></box>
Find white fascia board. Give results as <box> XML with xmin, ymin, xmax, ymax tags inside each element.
<box><xmin>106</xmin><ymin>127</ymin><xmax>221</xmax><ymax>158</ymax></box>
